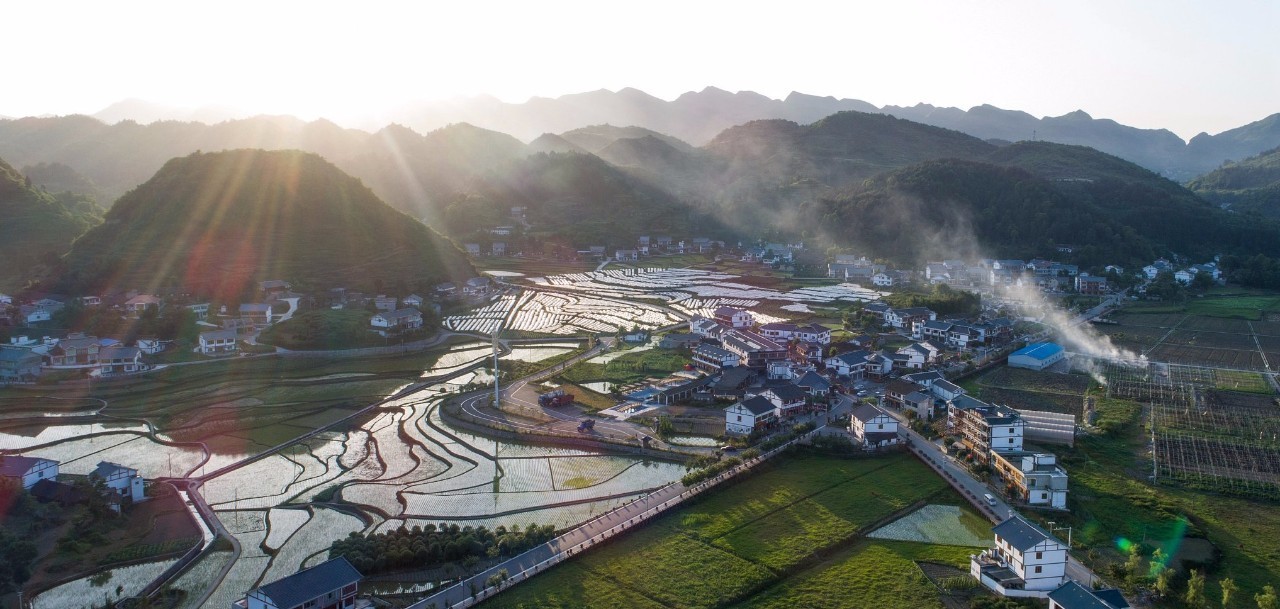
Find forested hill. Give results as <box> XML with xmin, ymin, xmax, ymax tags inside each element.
<box><xmin>808</xmin><ymin>151</ymin><xmax>1280</xmax><ymax>269</ymax></box>
<box><xmin>1187</xmin><ymin>146</ymin><xmax>1280</xmax><ymax>218</ymax></box>
<box><xmin>54</xmin><ymin>150</ymin><xmax>472</xmax><ymax>300</ymax></box>
<box><xmin>0</xmin><ymin>157</ymin><xmax>102</xmax><ymax>291</ymax></box>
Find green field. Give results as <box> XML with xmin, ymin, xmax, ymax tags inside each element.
<box><xmin>559</xmin><ymin>348</ymin><xmax>691</xmax><ymax>386</ymax></box>
<box><xmin>487</xmin><ymin>452</ymin><xmax>989</xmax><ymax>609</ymax></box>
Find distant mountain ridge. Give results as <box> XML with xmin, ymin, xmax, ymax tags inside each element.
<box><xmin>0</xmin><ymin>157</ymin><xmax>102</xmax><ymax>290</ymax></box>
<box><xmin>1188</xmin><ymin>146</ymin><xmax>1280</xmax><ymax>218</ymax></box>
<box><xmin>78</xmin><ymin>87</ymin><xmax>1280</xmax><ymax>179</ymax></box>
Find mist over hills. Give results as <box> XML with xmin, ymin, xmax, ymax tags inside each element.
<box><xmin>77</xmin><ymin>87</ymin><xmax>1280</xmax><ymax>180</ymax></box>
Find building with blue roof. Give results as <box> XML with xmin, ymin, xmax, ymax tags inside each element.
<box><xmin>1008</xmin><ymin>342</ymin><xmax>1066</xmax><ymax>371</ymax></box>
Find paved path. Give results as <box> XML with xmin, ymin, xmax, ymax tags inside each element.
<box><xmin>408</xmin><ymin>428</ymin><xmax>820</xmax><ymax>609</ymax></box>
<box><xmin>887</xmin><ymin>410</ymin><xmax>1100</xmax><ymax>587</ymax></box>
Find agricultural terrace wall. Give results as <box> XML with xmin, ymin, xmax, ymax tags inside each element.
<box><xmin>439</xmin><ymin>397</ymin><xmax>693</xmax><ymax>462</ymax></box>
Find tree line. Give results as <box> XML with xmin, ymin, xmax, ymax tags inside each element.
<box><xmin>327</xmin><ymin>522</ymin><xmax>556</xmax><ymax>575</ymax></box>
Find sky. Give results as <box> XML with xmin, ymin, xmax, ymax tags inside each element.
<box><xmin>3</xmin><ymin>0</ymin><xmax>1277</xmax><ymax>140</ymax></box>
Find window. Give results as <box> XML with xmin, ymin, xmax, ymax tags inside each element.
<box><xmin>1035</xmin><ymin>551</ymin><xmax>1042</xmax><ymax>559</ymax></box>
<box><xmin>1009</xmin><ymin>438</ymin><xmax>1015</xmax><ymax>444</ymax></box>
<box><xmin>1034</xmin><ymin>566</ymin><xmax>1042</xmax><ymax>573</ymax></box>
<box><xmin>737</xmin><ymin>415</ymin><xmax>742</xmax><ymax>422</ymax></box>
<box><xmin>1009</xmin><ymin>427</ymin><xmax>1015</xmax><ymax>433</ymax></box>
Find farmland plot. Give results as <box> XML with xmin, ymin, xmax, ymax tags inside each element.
<box><xmin>32</xmin><ymin>559</ymin><xmax>178</xmax><ymax>609</ymax></box>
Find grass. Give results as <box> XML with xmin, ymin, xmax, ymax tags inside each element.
<box><xmin>1212</xmin><ymin>369</ymin><xmax>1273</xmax><ymax>393</ymax></box>
<box><xmin>489</xmin><ymin>453</ymin><xmax>983</xmax><ymax>609</ymax></box>
<box><xmin>1050</xmin><ymin>395</ymin><xmax>1280</xmax><ymax>607</ymax></box>
<box><xmin>554</xmin><ymin>382</ymin><xmax>620</xmax><ymax>411</ymax></box>
<box><xmin>558</xmin><ymin>348</ymin><xmax>690</xmax><ymax>385</ymax></box>
<box><xmin>1184</xmin><ymin>295</ymin><xmax>1280</xmax><ymax>320</ymax></box>
<box><xmin>259</xmin><ymin>309</ymin><xmax>428</xmax><ymax>349</ymax></box>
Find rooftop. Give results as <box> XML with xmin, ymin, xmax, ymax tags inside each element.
<box><xmin>1047</xmin><ymin>580</ymin><xmax>1130</xmax><ymax>609</ymax></box>
<box><xmin>733</xmin><ymin>395</ymin><xmax>776</xmax><ymax>416</ymax></box>
<box><xmin>1011</xmin><ymin>342</ymin><xmax>1064</xmax><ymax>360</ymax></box>
<box><xmin>991</xmin><ymin>513</ymin><xmax>1063</xmax><ymax>552</ymax></box>
<box><xmin>254</xmin><ymin>556</ymin><xmax>363</xmax><ymax>609</ymax></box>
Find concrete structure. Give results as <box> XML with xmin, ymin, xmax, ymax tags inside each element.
<box><xmin>755</xmin><ymin>383</ymin><xmax>807</xmax><ymax>418</ymax></box>
<box><xmin>992</xmin><ymin>452</ymin><xmax>1069</xmax><ymax>509</ymax></box>
<box><xmin>237</xmin><ymin>556</ymin><xmax>362</xmax><ymax>609</ymax></box>
<box><xmin>713</xmin><ymin>306</ymin><xmax>754</xmax><ymax>329</ymax></box>
<box><xmin>971</xmin><ymin>514</ymin><xmax>1069</xmax><ymax>597</ymax></box>
<box><xmin>759</xmin><ymin>322</ymin><xmax>832</xmax><ymax>345</ymax></box>
<box><xmin>692</xmin><ymin>343</ymin><xmax>738</xmax><ymax>372</ymax></box>
<box><xmin>823</xmin><ymin>350</ymin><xmax>872</xmax><ymax>378</ymax></box>
<box><xmin>721</xmin><ymin>329</ymin><xmax>787</xmax><ymax>369</ymax></box>
<box><xmin>1009</xmin><ymin>342</ymin><xmax>1066</xmax><ymax>371</ymax></box>
<box><xmin>948</xmin><ymin>396</ymin><xmax>1025</xmax><ymax>462</ymax></box>
<box><xmin>0</xmin><ymin>455</ymin><xmax>59</xmax><ymax>489</ymax></box>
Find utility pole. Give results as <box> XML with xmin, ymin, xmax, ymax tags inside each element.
<box><xmin>1047</xmin><ymin>521</ymin><xmax>1073</xmax><ymax>548</ymax></box>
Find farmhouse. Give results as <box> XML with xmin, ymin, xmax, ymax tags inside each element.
<box><xmin>692</xmin><ymin>343</ymin><xmax>739</xmax><ymax>372</ymax></box>
<box><xmin>850</xmin><ymin>403</ymin><xmax>899</xmax><ymax>448</ymax></box>
<box><xmin>759</xmin><ymin>322</ymin><xmax>832</xmax><ymax>345</ymax></box>
<box><xmin>824</xmin><ymin>350</ymin><xmax>872</xmax><ymax>378</ymax></box>
<box><xmin>1047</xmin><ymin>580</ymin><xmax>1130</xmax><ymax>609</ymax></box>
<box><xmin>0</xmin><ymin>455</ymin><xmax>59</xmax><ymax>489</ymax></box>
<box><xmin>615</xmin><ymin>249</ymin><xmax>639</xmax><ymax>262</ymax></box>
<box><xmin>199</xmin><ymin>329</ymin><xmax>239</xmax><ymax>355</ymax></box>
<box><xmin>374</xmin><ymin>294</ymin><xmax>398</xmax><ymax>311</ymax></box>
<box><xmin>689</xmin><ymin>317</ymin><xmax>721</xmax><ymax>338</ymax></box>
<box><xmin>713</xmin><ymin>366</ymin><xmax>757</xmax><ymax>400</ymax></box>
<box><xmin>1009</xmin><ymin>342</ymin><xmax>1066</xmax><ymax>371</ymax></box>
<box><xmin>259</xmin><ymin>279</ymin><xmax>291</xmax><ymax>297</ymax></box>
<box><xmin>240</xmin><ymin>303</ymin><xmax>273</xmax><ymax>326</ymax></box>
<box><xmin>0</xmin><ymin>346</ymin><xmax>42</xmax><ymax>382</ymax></box>
<box><xmin>885</xmin><ymin>379</ymin><xmax>924</xmax><ymax>407</ymax></box>
<box><xmin>755</xmin><ymin>383</ymin><xmax>807</xmax><ymax>417</ymax></box>
<box><xmin>884</xmin><ymin>307</ymin><xmax>936</xmax><ymax>330</ymax></box>
<box><xmin>992</xmin><ymin>451</ymin><xmax>1070</xmax><ymax>509</ymax></box>
<box><xmin>90</xmin><ymin>461</ymin><xmax>145</xmax><ymax>502</ymax></box>
<box><xmin>904</xmin><ymin>390</ymin><xmax>936</xmax><ymax>420</ymax></box>
<box><xmin>1074</xmin><ymin>275</ymin><xmax>1108</xmax><ymax>295</ymax></box>
<box><xmin>124</xmin><ymin>294</ymin><xmax>162</xmax><ymax>317</ymax></box>
<box><xmin>237</xmin><ymin>556</ymin><xmax>363</xmax><ymax>609</ymax></box>
<box><xmin>971</xmin><ymin>514</ymin><xmax>1069</xmax><ymax>596</ymax></box>
<box><xmin>98</xmin><ymin>346</ymin><xmax>146</xmax><ymax>375</ymax></box>
<box><xmin>724</xmin><ymin>396</ymin><xmax>777</xmax><ymax>435</ymax></box>
<box><xmin>370</xmin><ymin>308</ymin><xmax>424</xmax><ymax>336</ymax></box>
<box><xmin>721</xmin><ymin>329</ymin><xmax>787</xmax><ymax>369</ymax></box>
<box><xmin>46</xmin><ymin>335</ymin><xmax>102</xmax><ymax>366</ymax></box>
<box><xmin>660</xmin><ymin>333</ymin><xmax>703</xmax><ymax>350</ymax></box>
<box><xmin>713</xmin><ymin>306</ymin><xmax>754</xmax><ymax>329</ymax></box>
<box><xmin>930</xmin><ymin>379</ymin><xmax>966</xmax><ymax>401</ymax></box>
<box><xmin>793</xmin><ymin>370</ymin><xmax>831</xmax><ymax>397</ymax></box>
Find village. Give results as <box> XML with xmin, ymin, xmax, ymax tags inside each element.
<box><xmin>0</xmin><ymin>239</ymin><xmax>1254</xmax><ymax>609</ymax></box>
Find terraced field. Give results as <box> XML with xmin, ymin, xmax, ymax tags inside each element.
<box><xmin>4</xmin><ymin>339</ymin><xmax>683</xmax><ymax>607</ymax></box>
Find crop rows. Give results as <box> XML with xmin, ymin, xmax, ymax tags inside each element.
<box><xmin>444</xmin><ymin>293</ymin><xmax>519</xmax><ymax>334</ymax></box>
<box><xmin>531</xmin><ymin>268</ymin><xmax>887</xmax><ymax>307</ymax></box>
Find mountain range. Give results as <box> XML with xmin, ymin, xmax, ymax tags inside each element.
<box><xmin>0</xmin><ymin>157</ymin><xmax>101</xmax><ymax>291</ymax></box>
<box><xmin>78</xmin><ymin>88</ymin><xmax>1280</xmax><ymax>180</ymax></box>
<box><xmin>1188</xmin><ymin>146</ymin><xmax>1280</xmax><ymax>219</ymax></box>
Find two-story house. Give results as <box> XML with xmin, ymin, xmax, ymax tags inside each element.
<box><xmin>0</xmin><ymin>455</ymin><xmax>59</xmax><ymax>489</ymax></box>
<box><xmin>98</xmin><ymin>346</ymin><xmax>145</xmax><ymax>375</ymax></box>
<box><xmin>992</xmin><ymin>452</ymin><xmax>1069</xmax><ymax>509</ymax></box>
<box><xmin>713</xmin><ymin>306</ymin><xmax>754</xmax><ymax>329</ymax></box>
<box><xmin>199</xmin><ymin>329</ymin><xmax>239</xmax><ymax>355</ymax></box>
<box><xmin>971</xmin><ymin>514</ymin><xmax>1069</xmax><ymax>596</ymax></box>
<box><xmin>724</xmin><ymin>396</ymin><xmax>778</xmax><ymax>435</ymax></box>
<box><xmin>850</xmin><ymin>404</ymin><xmax>899</xmax><ymax>448</ymax></box>
<box><xmin>90</xmin><ymin>461</ymin><xmax>145</xmax><ymax>502</ymax></box>
<box><xmin>0</xmin><ymin>346</ymin><xmax>42</xmax><ymax>382</ymax></box>
<box><xmin>46</xmin><ymin>336</ymin><xmax>102</xmax><ymax>367</ymax></box>
<box><xmin>755</xmin><ymin>383</ymin><xmax>807</xmax><ymax>418</ymax></box>
<box><xmin>823</xmin><ymin>350</ymin><xmax>872</xmax><ymax>378</ymax></box>
<box><xmin>370</xmin><ymin>308</ymin><xmax>424</xmax><ymax>336</ymax></box>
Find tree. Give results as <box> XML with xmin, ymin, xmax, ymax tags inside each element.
<box><xmin>1185</xmin><ymin>569</ymin><xmax>1206</xmax><ymax>608</ymax></box>
<box><xmin>1221</xmin><ymin>577</ymin><xmax>1238</xmax><ymax>608</ymax></box>
<box><xmin>1153</xmin><ymin>563</ymin><xmax>1173</xmax><ymax>598</ymax></box>
<box><xmin>1123</xmin><ymin>544</ymin><xmax>1145</xmax><ymax>589</ymax></box>
<box><xmin>1258</xmin><ymin>585</ymin><xmax>1279</xmax><ymax>609</ymax></box>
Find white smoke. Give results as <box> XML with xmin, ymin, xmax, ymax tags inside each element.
<box><xmin>1002</xmin><ymin>283</ymin><xmax>1146</xmax><ymax>384</ymax></box>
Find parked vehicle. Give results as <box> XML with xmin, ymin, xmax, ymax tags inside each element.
<box><xmin>539</xmin><ymin>388</ymin><xmax>575</xmax><ymax>407</ymax></box>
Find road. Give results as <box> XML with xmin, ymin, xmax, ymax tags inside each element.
<box><xmin>885</xmin><ymin>408</ymin><xmax>1100</xmax><ymax>587</ymax></box>
<box><xmin>458</xmin><ymin>337</ymin><xmax>690</xmax><ymax>451</ymax></box>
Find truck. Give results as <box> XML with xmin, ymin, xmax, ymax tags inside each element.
<box><xmin>539</xmin><ymin>388</ymin><xmax>575</xmax><ymax>407</ymax></box>
<box><xmin>577</xmin><ymin>419</ymin><xmax>595</xmax><ymax>433</ymax></box>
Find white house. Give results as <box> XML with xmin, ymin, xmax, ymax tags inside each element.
<box><xmin>370</xmin><ymin>308</ymin><xmax>424</xmax><ymax>336</ymax></box>
<box><xmin>199</xmin><ymin>329</ymin><xmax>239</xmax><ymax>355</ymax></box>
<box><xmin>884</xmin><ymin>307</ymin><xmax>936</xmax><ymax>330</ymax></box>
<box><xmin>755</xmin><ymin>383</ymin><xmax>808</xmax><ymax>417</ymax></box>
<box><xmin>689</xmin><ymin>317</ymin><xmax>721</xmax><ymax>338</ymax></box>
<box><xmin>713</xmin><ymin>306</ymin><xmax>754</xmax><ymax>329</ymax></box>
<box><xmin>1174</xmin><ymin>269</ymin><xmax>1195</xmax><ymax>285</ymax></box>
<box><xmin>972</xmin><ymin>514</ymin><xmax>1070</xmax><ymax>596</ymax></box>
<box><xmin>759</xmin><ymin>322</ymin><xmax>832</xmax><ymax>345</ymax></box>
<box><xmin>930</xmin><ymin>379</ymin><xmax>966</xmax><ymax>402</ymax></box>
<box><xmin>615</xmin><ymin>249</ymin><xmax>639</xmax><ymax>262</ymax></box>
<box><xmin>824</xmin><ymin>350</ymin><xmax>872</xmax><ymax>378</ymax></box>
<box><xmin>850</xmin><ymin>404</ymin><xmax>899</xmax><ymax>448</ymax></box>
<box><xmin>98</xmin><ymin>346</ymin><xmax>146</xmax><ymax>375</ymax></box>
<box><xmin>402</xmin><ymin>294</ymin><xmax>425</xmax><ymax>308</ymax></box>
<box><xmin>90</xmin><ymin>461</ymin><xmax>145</xmax><ymax>502</ymax></box>
<box><xmin>238</xmin><ymin>556</ymin><xmax>362</xmax><ymax>609</ymax></box>
<box><xmin>895</xmin><ymin>343</ymin><xmax>930</xmax><ymax>369</ymax></box>
<box><xmin>136</xmin><ymin>338</ymin><xmax>166</xmax><ymax>355</ymax></box>
<box><xmin>0</xmin><ymin>455</ymin><xmax>59</xmax><ymax>489</ymax></box>
<box><xmin>1047</xmin><ymin>580</ymin><xmax>1130</xmax><ymax>609</ymax></box>
<box><xmin>992</xmin><ymin>452</ymin><xmax>1070</xmax><ymax>510</ymax></box>
<box><xmin>725</xmin><ymin>396</ymin><xmax>777</xmax><ymax>435</ymax></box>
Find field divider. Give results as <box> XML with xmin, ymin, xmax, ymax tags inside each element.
<box><xmin>406</xmin><ymin>429</ymin><xmax>821</xmax><ymax>609</ymax></box>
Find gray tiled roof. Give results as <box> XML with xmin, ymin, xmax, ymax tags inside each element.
<box><xmin>256</xmin><ymin>556</ymin><xmax>362</xmax><ymax>609</ymax></box>
<box><xmin>1047</xmin><ymin>580</ymin><xmax>1129</xmax><ymax>609</ymax></box>
<box><xmin>991</xmin><ymin>514</ymin><xmax>1060</xmax><ymax>551</ymax></box>
<box><xmin>850</xmin><ymin>403</ymin><xmax>887</xmax><ymax>423</ymax></box>
<box><xmin>735</xmin><ymin>395</ymin><xmax>776</xmax><ymax>416</ymax></box>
